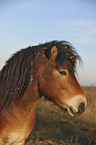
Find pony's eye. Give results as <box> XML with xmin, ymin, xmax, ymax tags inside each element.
<box><xmin>59</xmin><ymin>71</ymin><xmax>67</xmax><ymax>76</ymax></box>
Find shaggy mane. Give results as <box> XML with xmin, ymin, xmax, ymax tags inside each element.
<box><xmin>0</xmin><ymin>41</ymin><xmax>81</xmax><ymax>111</ymax></box>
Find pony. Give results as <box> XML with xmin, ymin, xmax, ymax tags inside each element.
<box><xmin>0</xmin><ymin>41</ymin><xmax>87</xmax><ymax>145</ymax></box>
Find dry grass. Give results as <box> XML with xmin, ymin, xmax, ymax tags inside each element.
<box><xmin>25</xmin><ymin>87</ymin><xmax>96</xmax><ymax>145</ymax></box>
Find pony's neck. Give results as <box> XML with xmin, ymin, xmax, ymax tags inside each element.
<box><xmin>14</xmin><ymin>79</ymin><xmax>41</xmax><ymax>112</ymax></box>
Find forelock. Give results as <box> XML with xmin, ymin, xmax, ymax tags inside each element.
<box><xmin>55</xmin><ymin>41</ymin><xmax>81</xmax><ymax>73</ymax></box>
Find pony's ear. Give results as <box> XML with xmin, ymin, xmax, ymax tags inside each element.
<box><xmin>44</xmin><ymin>45</ymin><xmax>58</xmax><ymax>61</ymax></box>
<box><xmin>50</xmin><ymin>46</ymin><xmax>58</xmax><ymax>61</ymax></box>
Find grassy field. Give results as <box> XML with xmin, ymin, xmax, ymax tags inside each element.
<box><xmin>25</xmin><ymin>87</ymin><xmax>96</xmax><ymax>145</ymax></box>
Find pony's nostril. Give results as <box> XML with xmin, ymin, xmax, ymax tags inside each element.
<box><xmin>78</xmin><ymin>102</ymin><xmax>85</xmax><ymax>114</ymax></box>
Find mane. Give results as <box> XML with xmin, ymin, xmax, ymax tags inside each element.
<box><xmin>0</xmin><ymin>41</ymin><xmax>81</xmax><ymax>111</ymax></box>
<box><xmin>0</xmin><ymin>46</ymin><xmax>38</xmax><ymax>110</ymax></box>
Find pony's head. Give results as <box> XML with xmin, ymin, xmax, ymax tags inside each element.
<box><xmin>38</xmin><ymin>41</ymin><xmax>87</xmax><ymax>117</ymax></box>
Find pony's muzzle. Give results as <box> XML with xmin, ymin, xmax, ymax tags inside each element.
<box><xmin>66</xmin><ymin>95</ymin><xmax>87</xmax><ymax>117</ymax></box>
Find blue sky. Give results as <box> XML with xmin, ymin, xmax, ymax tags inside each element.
<box><xmin>0</xmin><ymin>0</ymin><xmax>96</xmax><ymax>86</ymax></box>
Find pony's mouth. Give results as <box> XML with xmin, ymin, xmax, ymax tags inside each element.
<box><xmin>56</xmin><ymin>100</ymin><xmax>78</xmax><ymax>117</ymax></box>
<box><xmin>55</xmin><ymin>101</ymin><xmax>77</xmax><ymax>117</ymax></box>
<box><xmin>65</xmin><ymin>106</ymin><xmax>77</xmax><ymax>117</ymax></box>
<box><xmin>53</xmin><ymin>98</ymin><xmax>86</xmax><ymax>117</ymax></box>
<box><xmin>65</xmin><ymin>105</ymin><xmax>85</xmax><ymax>117</ymax></box>
<box><xmin>55</xmin><ymin>100</ymin><xmax>78</xmax><ymax>117</ymax></box>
